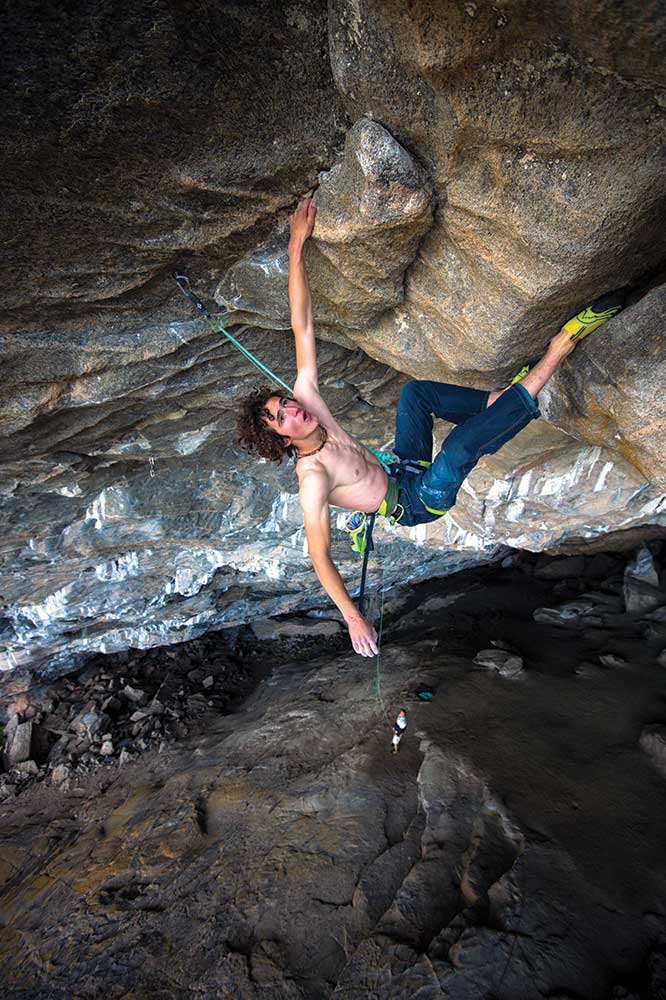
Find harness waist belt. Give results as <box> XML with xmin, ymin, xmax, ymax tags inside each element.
<box><xmin>377</xmin><ymin>477</ymin><xmax>399</xmax><ymax>518</ymax></box>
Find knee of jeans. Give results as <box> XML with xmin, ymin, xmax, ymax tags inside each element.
<box><xmin>398</xmin><ymin>381</ymin><xmax>423</xmax><ymax>410</ymax></box>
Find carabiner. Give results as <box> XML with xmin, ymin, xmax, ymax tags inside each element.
<box><xmin>173</xmin><ymin>272</ymin><xmax>212</xmax><ymax>320</ymax></box>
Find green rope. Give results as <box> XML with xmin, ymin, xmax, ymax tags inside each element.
<box><xmin>173</xmin><ymin>273</ymin><xmax>293</xmax><ymax>394</ymax></box>
<box><xmin>210</xmin><ymin>317</ymin><xmax>294</xmax><ymax>395</ymax></box>
<box><xmin>374</xmin><ymin>586</ymin><xmax>387</xmax><ymax>702</ymax></box>
<box><xmin>371</xmin><ymin>545</ymin><xmax>391</xmax><ymax>723</ymax></box>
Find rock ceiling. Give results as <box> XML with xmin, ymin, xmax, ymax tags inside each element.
<box><xmin>1</xmin><ymin>0</ymin><xmax>665</xmax><ymax>678</ymax></box>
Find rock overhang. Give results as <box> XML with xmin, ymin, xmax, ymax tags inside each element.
<box><xmin>1</xmin><ymin>1</ymin><xmax>665</xmax><ymax>678</ymax></box>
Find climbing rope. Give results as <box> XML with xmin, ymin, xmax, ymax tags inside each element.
<box><xmin>357</xmin><ymin>513</ymin><xmax>376</xmax><ymax>617</ymax></box>
<box><xmin>373</xmin><ymin>567</ymin><xmax>388</xmax><ymax>713</ymax></box>
<box><xmin>173</xmin><ymin>274</ymin><xmax>293</xmax><ymax>394</ymax></box>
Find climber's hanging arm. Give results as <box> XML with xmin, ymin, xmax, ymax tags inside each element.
<box><xmin>300</xmin><ymin>471</ymin><xmax>379</xmax><ymax>658</ymax></box>
<box><xmin>289</xmin><ymin>197</ymin><xmax>319</xmax><ymax>398</ymax></box>
<box><xmin>287</xmin><ymin>196</ymin><xmax>378</xmax><ymax>656</ymax></box>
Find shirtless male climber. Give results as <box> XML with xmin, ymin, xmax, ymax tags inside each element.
<box><xmin>237</xmin><ymin>197</ymin><xmax>625</xmax><ymax>658</ymax></box>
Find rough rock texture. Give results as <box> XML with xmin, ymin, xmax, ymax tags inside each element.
<box><xmin>543</xmin><ymin>283</ymin><xmax>666</xmax><ymax>486</ymax></box>
<box><xmin>216</xmin><ymin>118</ymin><xmax>435</xmax><ymax>334</ymax></box>
<box><xmin>328</xmin><ymin>0</ymin><xmax>666</xmax><ymax>378</ymax></box>
<box><xmin>0</xmin><ymin>1</ymin><xmax>665</xmax><ymax>679</ymax></box>
<box><xmin>2</xmin><ymin>561</ymin><xmax>666</xmax><ymax>998</ymax></box>
<box><xmin>1</xmin><ymin>0</ymin><xmax>345</xmax><ymax>330</ymax></box>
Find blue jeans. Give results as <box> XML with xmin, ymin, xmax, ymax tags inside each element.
<box><xmin>391</xmin><ymin>380</ymin><xmax>540</xmax><ymax>527</ymax></box>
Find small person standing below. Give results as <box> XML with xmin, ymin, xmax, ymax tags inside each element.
<box><xmin>391</xmin><ymin>709</ymin><xmax>408</xmax><ymax>754</ymax></box>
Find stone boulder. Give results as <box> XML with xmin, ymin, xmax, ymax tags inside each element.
<box><xmin>534</xmin><ymin>555</ymin><xmax>585</xmax><ymax>581</ymax></box>
<box><xmin>473</xmin><ymin>649</ymin><xmax>524</xmax><ymax>678</ymax></box>
<box><xmin>216</xmin><ymin>118</ymin><xmax>435</xmax><ymax>332</ymax></box>
<box><xmin>328</xmin><ymin>0</ymin><xmax>666</xmax><ymax>380</ymax></box>
<box><xmin>533</xmin><ymin>599</ymin><xmax>603</xmax><ymax>628</ymax></box>
<box><xmin>250</xmin><ymin>616</ymin><xmax>344</xmax><ymax>641</ymax></box>
<box><xmin>639</xmin><ymin>725</ymin><xmax>666</xmax><ymax>779</ymax></box>
<box><xmin>2</xmin><ymin>719</ymin><xmax>33</xmax><ymax>768</ymax></box>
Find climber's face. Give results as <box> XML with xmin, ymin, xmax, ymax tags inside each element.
<box><xmin>262</xmin><ymin>396</ymin><xmax>318</xmax><ymax>443</ymax></box>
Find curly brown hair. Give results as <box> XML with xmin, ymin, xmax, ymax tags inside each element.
<box><xmin>236</xmin><ymin>385</ymin><xmax>294</xmax><ymax>464</ymax></box>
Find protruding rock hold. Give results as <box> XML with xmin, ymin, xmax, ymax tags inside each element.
<box><xmin>216</xmin><ymin>118</ymin><xmax>434</xmax><ymax>332</ymax></box>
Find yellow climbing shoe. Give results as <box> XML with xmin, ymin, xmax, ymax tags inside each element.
<box><xmin>563</xmin><ymin>289</ymin><xmax>626</xmax><ymax>343</ymax></box>
<box><xmin>510</xmin><ymin>364</ymin><xmax>531</xmax><ymax>386</ymax></box>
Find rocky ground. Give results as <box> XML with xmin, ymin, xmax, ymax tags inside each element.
<box><xmin>0</xmin><ymin>616</ymin><xmax>348</xmax><ymax>801</ymax></box>
<box><xmin>2</xmin><ymin>541</ymin><xmax>666</xmax><ymax>998</ymax></box>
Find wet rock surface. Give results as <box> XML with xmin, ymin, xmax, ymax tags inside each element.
<box><xmin>1</xmin><ymin>549</ymin><xmax>666</xmax><ymax>998</ymax></box>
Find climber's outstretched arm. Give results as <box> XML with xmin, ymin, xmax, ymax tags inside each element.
<box><xmin>289</xmin><ymin>197</ymin><xmax>318</xmax><ymax>396</ymax></box>
<box><xmin>300</xmin><ymin>469</ymin><xmax>379</xmax><ymax>658</ymax></box>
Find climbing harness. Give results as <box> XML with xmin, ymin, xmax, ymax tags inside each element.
<box><xmin>173</xmin><ymin>274</ymin><xmax>293</xmax><ymax>394</ymax></box>
<box><xmin>343</xmin><ymin>457</ymin><xmax>434</xmax><ymax>561</ymax></box>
